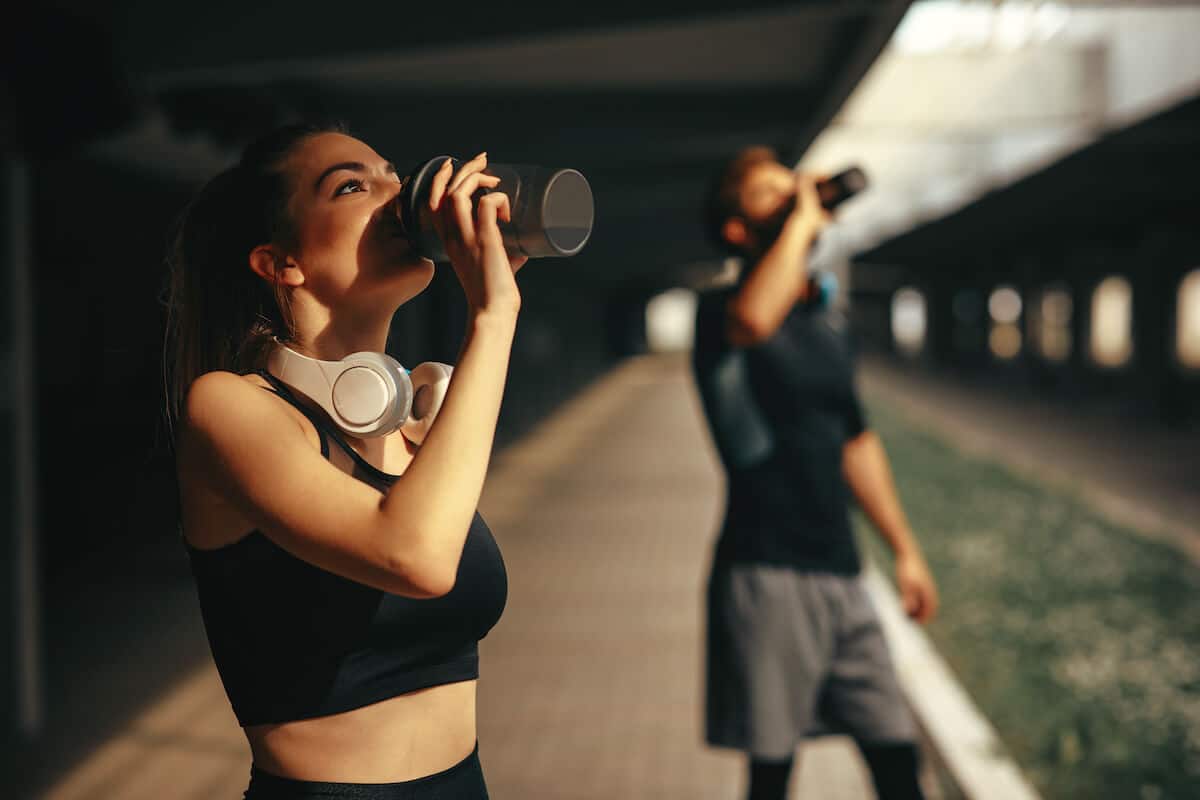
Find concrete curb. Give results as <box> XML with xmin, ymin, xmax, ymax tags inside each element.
<box><xmin>863</xmin><ymin>566</ymin><xmax>1042</xmax><ymax>800</ymax></box>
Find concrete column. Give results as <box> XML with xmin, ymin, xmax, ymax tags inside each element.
<box><xmin>926</xmin><ymin>269</ymin><xmax>956</xmax><ymax>367</ymax></box>
<box><xmin>2</xmin><ymin>155</ymin><xmax>42</xmax><ymax>740</ymax></box>
<box><xmin>1131</xmin><ymin>235</ymin><xmax>1167</xmax><ymax>417</ymax></box>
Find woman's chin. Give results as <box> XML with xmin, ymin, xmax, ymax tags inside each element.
<box><xmin>380</xmin><ymin>255</ymin><xmax>435</xmax><ymax>281</ymax></box>
<box><xmin>405</xmin><ymin>258</ymin><xmax>437</xmax><ymax>288</ymax></box>
<box><xmin>369</xmin><ymin>259</ymin><xmax>436</xmax><ymax>306</ymax></box>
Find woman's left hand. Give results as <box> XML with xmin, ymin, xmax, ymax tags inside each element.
<box><xmin>427</xmin><ymin>153</ymin><xmax>528</xmax><ymax>315</ymax></box>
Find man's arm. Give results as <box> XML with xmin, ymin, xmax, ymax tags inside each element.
<box><xmin>842</xmin><ymin>430</ymin><xmax>940</xmax><ymax>623</ymax></box>
<box><xmin>726</xmin><ymin>174</ymin><xmax>829</xmax><ymax>347</ymax></box>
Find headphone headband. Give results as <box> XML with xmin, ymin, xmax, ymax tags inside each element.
<box><xmin>266</xmin><ymin>342</ymin><xmax>452</xmax><ymax>445</ymax></box>
<box><xmin>267</xmin><ymin>343</ymin><xmax>413</xmax><ymax>438</ymax></box>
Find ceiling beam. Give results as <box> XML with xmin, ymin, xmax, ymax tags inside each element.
<box><xmin>115</xmin><ymin>1</ymin><xmax>884</xmax><ymax>85</ymax></box>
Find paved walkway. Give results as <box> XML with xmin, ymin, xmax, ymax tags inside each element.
<box><xmin>38</xmin><ymin>355</ymin><xmax>875</xmax><ymax>799</ymax></box>
<box><xmin>37</xmin><ymin>351</ymin><xmax>1192</xmax><ymax>799</ymax></box>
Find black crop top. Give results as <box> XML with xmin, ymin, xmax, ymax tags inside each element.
<box><xmin>185</xmin><ymin>371</ymin><xmax>507</xmax><ymax>727</ymax></box>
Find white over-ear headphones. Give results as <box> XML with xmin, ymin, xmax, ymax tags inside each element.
<box><xmin>267</xmin><ymin>342</ymin><xmax>452</xmax><ymax>445</ymax></box>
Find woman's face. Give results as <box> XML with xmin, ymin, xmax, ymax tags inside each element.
<box><xmin>280</xmin><ymin>132</ymin><xmax>433</xmax><ymax>309</ymax></box>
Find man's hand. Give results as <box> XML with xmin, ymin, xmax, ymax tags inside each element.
<box><xmin>792</xmin><ymin>172</ymin><xmax>833</xmax><ymax>239</ymax></box>
<box><xmin>896</xmin><ymin>552</ymin><xmax>939</xmax><ymax>624</ymax></box>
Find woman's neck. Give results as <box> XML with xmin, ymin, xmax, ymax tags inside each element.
<box><xmin>291</xmin><ymin>310</ymin><xmax>395</xmax><ymax>362</ymax></box>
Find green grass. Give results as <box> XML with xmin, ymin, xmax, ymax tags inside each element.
<box><xmin>856</xmin><ymin>399</ymin><xmax>1200</xmax><ymax>800</ymax></box>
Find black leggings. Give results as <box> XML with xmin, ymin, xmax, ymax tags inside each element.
<box><xmin>748</xmin><ymin>742</ymin><xmax>925</xmax><ymax>800</ymax></box>
<box><xmin>243</xmin><ymin>745</ymin><xmax>488</xmax><ymax>800</ymax></box>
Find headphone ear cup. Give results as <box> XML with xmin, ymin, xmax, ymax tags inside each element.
<box><xmin>334</xmin><ymin>352</ymin><xmax>414</xmax><ymax>437</ymax></box>
<box><xmin>400</xmin><ymin>362</ymin><xmax>453</xmax><ymax>445</ymax></box>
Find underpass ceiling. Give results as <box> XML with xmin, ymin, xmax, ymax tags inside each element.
<box><xmin>856</xmin><ymin>92</ymin><xmax>1200</xmax><ymax>270</ymax></box>
<box><xmin>13</xmin><ymin>0</ymin><xmax>911</xmax><ymax>288</ymax></box>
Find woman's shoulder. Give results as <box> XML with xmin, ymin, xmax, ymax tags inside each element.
<box><xmin>182</xmin><ymin>370</ymin><xmax>306</xmax><ymax>446</ymax></box>
<box><xmin>187</xmin><ymin>368</ymin><xmax>269</xmax><ymax>399</ymax></box>
<box><xmin>177</xmin><ymin>370</ymin><xmax>321</xmax><ymax>545</ymax></box>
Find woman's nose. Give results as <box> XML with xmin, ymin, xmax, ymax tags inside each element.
<box><xmin>384</xmin><ymin>178</ymin><xmax>404</xmax><ymax>203</ymax></box>
<box><xmin>377</xmin><ymin>181</ymin><xmax>404</xmax><ymax>217</ymax></box>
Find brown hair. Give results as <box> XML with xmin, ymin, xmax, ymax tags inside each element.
<box><xmin>702</xmin><ymin>145</ymin><xmax>780</xmax><ymax>254</ymax></box>
<box><xmin>162</xmin><ymin>122</ymin><xmax>346</xmax><ymax>434</ymax></box>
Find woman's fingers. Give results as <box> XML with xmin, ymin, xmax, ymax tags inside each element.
<box><xmin>428</xmin><ymin>152</ymin><xmax>490</xmax><ymax>212</ymax></box>
<box><xmin>476</xmin><ymin>192</ymin><xmax>521</xmax><ymax>270</ymax></box>
<box><xmin>475</xmin><ymin>191</ymin><xmax>508</xmax><ymax>243</ymax></box>
<box><xmin>431</xmin><ymin>151</ymin><xmax>525</xmax><ymax>310</ymax></box>
<box><xmin>477</xmin><ymin>193</ymin><xmax>528</xmax><ymax>274</ymax></box>
<box><xmin>427</xmin><ymin>157</ymin><xmax>455</xmax><ymax>213</ymax></box>
<box><xmin>441</xmin><ymin>172</ymin><xmax>501</xmax><ymax>252</ymax></box>
<box><xmin>447</xmin><ymin>152</ymin><xmax>489</xmax><ymax>195</ymax></box>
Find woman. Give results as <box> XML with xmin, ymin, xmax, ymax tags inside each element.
<box><xmin>165</xmin><ymin>123</ymin><xmax>523</xmax><ymax>798</ymax></box>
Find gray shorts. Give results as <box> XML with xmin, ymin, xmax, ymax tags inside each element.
<box><xmin>706</xmin><ymin>563</ymin><xmax>916</xmax><ymax>759</ymax></box>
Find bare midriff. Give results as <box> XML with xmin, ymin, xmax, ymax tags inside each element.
<box><xmin>244</xmin><ymin>680</ymin><xmax>477</xmax><ymax>783</ymax></box>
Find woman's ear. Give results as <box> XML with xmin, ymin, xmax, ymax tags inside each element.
<box><xmin>721</xmin><ymin>217</ymin><xmax>749</xmax><ymax>250</ymax></box>
<box><xmin>249</xmin><ymin>245</ymin><xmax>305</xmax><ymax>287</ymax></box>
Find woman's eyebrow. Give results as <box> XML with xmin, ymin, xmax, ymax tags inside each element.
<box><xmin>315</xmin><ymin>161</ymin><xmax>366</xmax><ymax>191</ymax></box>
<box><xmin>314</xmin><ymin>161</ymin><xmax>400</xmax><ymax>192</ymax></box>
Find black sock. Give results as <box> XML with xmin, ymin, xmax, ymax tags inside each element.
<box><xmin>859</xmin><ymin>742</ymin><xmax>925</xmax><ymax>800</ymax></box>
<box><xmin>747</xmin><ymin>756</ymin><xmax>794</xmax><ymax>800</ymax></box>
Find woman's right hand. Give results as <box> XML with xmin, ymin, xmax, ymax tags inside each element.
<box><xmin>427</xmin><ymin>153</ymin><xmax>528</xmax><ymax>317</ymax></box>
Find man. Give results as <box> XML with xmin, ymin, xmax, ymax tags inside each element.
<box><xmin>692</xmin><ymin>146</ymin><xmax>939</xmax><ymax>800</ymax></box>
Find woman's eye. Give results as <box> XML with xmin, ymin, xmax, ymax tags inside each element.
<box><xmin>335</xmin><ymin>179</ymin><xmax>364</xmax><ymax>196</ymax></box>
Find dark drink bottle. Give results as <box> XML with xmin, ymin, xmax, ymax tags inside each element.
<box><xmin>394</xmin><ymin>156</ymin><xmax>595</xmax><ymax>262</ymax></box>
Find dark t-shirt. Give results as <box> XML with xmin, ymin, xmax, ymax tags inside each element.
<box><xmin>691</xmin><ymin>286</ymin><xmax>866</xmax><ymax>574</ymax></box>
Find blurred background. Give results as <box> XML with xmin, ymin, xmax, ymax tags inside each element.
<box><xmin>2</xmin><ymin>1</ymin><xmax>1198</xmax><ymax>798</ymax></box>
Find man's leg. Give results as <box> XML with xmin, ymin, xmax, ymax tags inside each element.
<box><xmin>747</xmin><ymin>753</ymin><xmax>795</xmax><ymax>800</ymax></box>
<box><xmin>820</xmin><ymin>576</ymin><xmax>925</xmax><ymax>800</ymax></box>
<box><xmin>707</xmin><ymin>566</ymin><xmax>832</xmax><ymax>797</ymax></box>
<box><xmin>858</xmin><ymin>742</ymin><xmax>924</xmax><ymax>800</ymax></box>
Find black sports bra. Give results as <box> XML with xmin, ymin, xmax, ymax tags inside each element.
<box><xmin>185</xmin><ymin>371</ymin><xmax>507</xmax><ymax>726</ymax></box>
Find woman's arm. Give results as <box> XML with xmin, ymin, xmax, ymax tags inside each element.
<box><xmin>842</xmin><ymin>430</ymin><xmax>939</xmax><ymax>623</ymax></box>
<box><xmin>181</xmin><ymin>155</ymin><xmax>524</xmax><ymax>599</ymax></box>
<box><xmin>372</xmin><ymin>153</ymin><xmax>523</xmax><ymax>595</ymax></box>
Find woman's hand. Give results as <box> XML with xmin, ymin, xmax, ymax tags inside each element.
<box><xmin>427</xmin><ymin>153</ymin><xmax>528</xmax><ymax>317</ymax></box>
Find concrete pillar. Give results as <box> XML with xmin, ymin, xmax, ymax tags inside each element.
<box><xmin>927</xmin><ymin>269</ymin><xmax>956</xmax><ymax>367</ymax></box>
<box><xmin>1130</xmin><ymin>234</ymin><xmax>1168</xmax><ymax>417</ymax></box>
<box><xmin>2</xmin><ymin>155</ymin><xmax>42</xmax><ymax>741</ymax></box>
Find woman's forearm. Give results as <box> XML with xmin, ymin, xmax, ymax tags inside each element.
<box><xmin>378</xmin><ymin>309</ymin><xmax>517</xmax><ymax>590</ymax></box>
